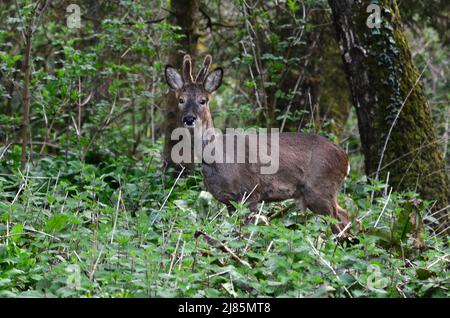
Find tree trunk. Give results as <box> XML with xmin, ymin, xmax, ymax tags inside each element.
<box><xmin>162</xmin><ymin>0</ymin><xmax>201</xmax><ymax>174</ymax></box>
<box><xmin>20</xmin><ymin>28</ymin><xmax>32</xmax><ymax>172</ymax></box>
<box><xmin>328</xmin><ymin>0</ymin><xmax>450</xmax><ymax>228</ymax></box>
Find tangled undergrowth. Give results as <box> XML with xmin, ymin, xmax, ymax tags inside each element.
<box><xmin>0</xmin><ymin>144</ymin><xmax>448</xmax><ymax>298</ymax></box>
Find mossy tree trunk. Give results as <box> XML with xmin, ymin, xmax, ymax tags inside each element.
<box><xmin>328</xmin><ymin>0</ymin><xmax>450</xmax><ymax>229</ymax></box>
<box><xmin>162</xmin><ymin>0</ymin><xmax>201</xmax><ymax>174</ymax></box>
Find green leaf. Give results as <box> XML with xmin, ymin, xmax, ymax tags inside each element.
<box><xmin>416</xmin><ymin>268</ymin><xmax>436</xmax><ymax>280</ymax></box>
<box><xmin>45</xmin><ymin>214</ymin><xmax>69</xmax><ymax>232</ymax></box>
<box><xmin>10</xmin><ymin>223</ymin><xmax>23</xmax><ymax>243</ymax></box>
<box><xmin>0</xmin><ymin>278</ymin><xmax>12</xmax><ymax>288</ymax></box>
<box><xmin>287</xmin><ymin>0</ymin><xmax>300</xmax><ymax>13</ymax></box>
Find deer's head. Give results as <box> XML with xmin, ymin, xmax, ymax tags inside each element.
<box><xmin>165</xmin><ymin>55</ymin><xmax>223</xmax><ymax>128</ymax></box>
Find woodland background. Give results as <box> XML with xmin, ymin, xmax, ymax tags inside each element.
<box><xmin>0</xmin><ymin>0</ymin><xmax>449</xmax><ymax>297</ymax></box>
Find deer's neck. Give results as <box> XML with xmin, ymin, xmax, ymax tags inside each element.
<box><xmin>193</xmin><ymin>113</ymin><xmax>216</xmax><ymax>162</ymax></box>
<box><xmin>201</xmin><ymin>112</ymin><xmax>214</xmax><ymax>131</ymax></box>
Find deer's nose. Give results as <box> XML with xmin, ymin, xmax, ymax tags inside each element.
<box><xmin>183</xmin><ymin>115</ymin><xmax>197</xmax><ymax>127</ymax></box>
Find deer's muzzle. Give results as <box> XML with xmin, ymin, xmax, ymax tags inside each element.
<box><xmin>183</xmin><ymin>114</ymin><xmax>197</xmax><ymax>128</ymax></box>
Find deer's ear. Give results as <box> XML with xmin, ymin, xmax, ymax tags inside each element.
<box><xmin>165</xmin><ymin>65</ymin><xmax>184</xmax><ymax>90</ymax></box>
<box><xmin>204</xmin><ymin>68</ymin><xmax>223</xmax><ymax>93</ymax></box>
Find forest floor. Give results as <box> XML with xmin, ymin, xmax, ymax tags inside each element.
<box><xmin>0</xmin><ymin>143</ymin><xmax>448</xmax><ymax>298</ymax></box>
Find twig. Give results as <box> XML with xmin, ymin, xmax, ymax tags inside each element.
<box><xmin>89</xmin><ymin>246</ymin><xmax>104</xmax><ymax>281</ymax></box>
<box><xmin>195</xmin><ymin>230</ymin><xmax>252</xmax><ymax>269</ymax></box>
<box><xmin>49</xmin><ymin>3</ymin><xmax>167</xmax><ymax>26</ymax></box>
<box><xmin>308</xmin><ymin>239</ymin><xmax>352</xmax><ymax>298</ymax></box>
<box><xmin>13</xmin><ymin>0</ymin><xmax>26</xmax><ymax>42</ymax></box>
<box><xmin>378</xmin><ymin>137</ymin><xmax>444</xmax><ymax>173</ymax></box>
<box><xmin>336</xmin><ymin>222</ymin><xmax>352</xmax><ymax>239</ymax></box>
<box><xmin>374</xmin><ymin>187</ymin><xmax>393</xmax><ymax>228</ymax></box>
<box><xmin>0</xmin><ymin>143</ymin><xmax>11</xmax><ymax>161</ymax></box>
<box><xmin>424</xmin><ymin>204</ymin><xmax>450</xmax><ymax>219</ymax></box>
<box><xmin>426</xmin><ymin>254</ymin><xmax>449</xmax><ymax>269</ymax></box>
<box><xmin>240</xmin><ymin>41</ymin><xmax>263</xmax><ymax>112</ymax></box>
<box><xmin>168</xmin><ymin>230</ymin><xmax>183</xmax><ymax>276</ymax></box>
<box><xmin>208</xmin><ymin>269</ymin><xmax>231</xmax><ymax>279</ymax></box>
<box><xmin>110</xmin><ymin>189</ymin><xmax>122</xmax><ymax>244</ymax></box>
<box><xmin>10</xmin><ymin>183</ymin><xmax>25</xmax><ymax>205</ymax></box>
<box><xmin>209</xmin><ymin>206</ymin><xmax>227</xmax><ymax>224</ymax></box>
<box><xmin>374</xmin><ymin>61</ymin><xmax>430</xmax><ymax>182</ymax></box>
<box><xmin>159</xmin><ymin>166</ymin><xmax>186</xmax><ymax>211</ymax></box>
<box><xmin>241</xmin><ymin>184</ymin><xmax>259</xmax><ymax>205</ymax></box>
<box><xmin>177</xmin><ymin>241</ymin><xmax>186</xmax><ymax>271</ymax></box>
<box><xmin>243</xmin><ymin>201</ymin><xmax>265</xmax><ymax>253</ymax></box>
<box><xmin>22</xmin><ymin>226</ymin><xmax>61</xmax><ymax>241</ymax></box>
<box><xmin>280</xmin><ymin>68</ymin><xmax>306</xmax><ymax>132</ymax></box>
<box><xmin>264</xmin><ymin>240</ymin><xmax>273</xmax><ymax>257</ymax></box>
<box><xmin>429</xmin><ymin>224</ymin><xmax>450</xmax><ymax>240</ymax></box>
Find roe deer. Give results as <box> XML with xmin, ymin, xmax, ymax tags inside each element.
<box><xmin>165</xmin><ymin>55</ymin><xmax>354</xmax><ymax>239</ymax></box>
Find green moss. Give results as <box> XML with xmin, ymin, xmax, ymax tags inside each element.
<box><xmin>350</xmin><ymin>0</ymin><xmax>449</xmax><ymax>222</ymax></box>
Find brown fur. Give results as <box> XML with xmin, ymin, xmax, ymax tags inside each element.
<box><xmin>165</xmin><ymin>55</ymin><xmax>352</xmax><ymax>236</ymax></box>
<box><xmin>201</xmin><ymin>133</ymin><xmax>350</xmax><ymax>234</ymax></box>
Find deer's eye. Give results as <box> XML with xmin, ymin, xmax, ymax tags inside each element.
<box><xmin>199</xmin><ymin>99</ymin><xmax>207</xmax><ymax>105</ymax></box>
<box><xmin>179</xmin><ymin>98</ymin><xmax>184</xmax><ymax>104</ymax></box>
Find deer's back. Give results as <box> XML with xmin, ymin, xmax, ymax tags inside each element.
<box><xmin>202</xmin><ymin>132</ymin><xmax>349</xmax><ymax>205</ymax></box>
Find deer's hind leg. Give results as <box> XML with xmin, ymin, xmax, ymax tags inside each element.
<box><xmin>303</xmin><ymin>187</ymin><xmax>350</xmax><ymax>236</ymax></box>
<box><xmin>334</xmin><ymin>201</ymin><xmax>351</xmax><ymax>234</ymax></box>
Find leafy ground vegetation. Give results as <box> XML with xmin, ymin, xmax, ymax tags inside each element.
<box><xmin>0</xmin><ymin>142</ymin><xmax>448</xmax><ymax>298</ymax></box>
<box><xmin>0</xmin><ymin>0</ymin><xmax>449</xmax><ymax>298</ymax></box>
